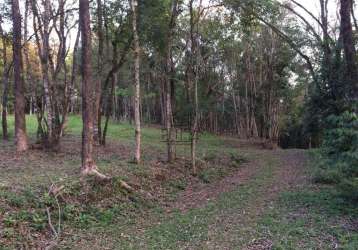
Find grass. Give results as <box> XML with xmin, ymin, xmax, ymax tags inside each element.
<box><xmin>0</xmin><ymin>116</ymin><xmax>357</xmax><ymax>249</ymax></box>
<box><xmin>0</xmin><ymin>115</ymin><xmax>251</xmax><ymax>248</ymax></box>
<box><xmin>0</xmin><ymin>115</ymin><xmax>232</xmax><ymax>157</ymax></box>
<box><xmin>258</xmin><ymin>187</ymin><xmax>358</xmax><ymax>249</ymax></box>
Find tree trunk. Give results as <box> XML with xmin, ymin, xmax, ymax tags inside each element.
<box><xmin>0</xmin><ymin>17</ymin><xmax>9</xmax><ymax>140</ymax></box>
<box><xmin>232</xmin><ymin>93</ymin><xmax>240</xmax><ymax>136</ymax></box>
<box><xmin>191</xmin><ymin>68</ymin><xmax>199</xmax><ymax>174</ymax></box>
<box><xmin>340</xmin><ymin>0</ymin><xmax>358</xmax><ymax>100</ymax></box>
<box><xmin>102</xmin><ymin>72</ymin><xmax>116</xmax><ymax>146</ymax></box>
<box><xmin>42</xmin><ymin>0</ymin><xmax>54</xmax><ymax>142</ymax></box>
<box><xmin>94</xmin><ymin>0</ymin><xmax>104</xmax><ymax>143</ymax></box>
<box><xmin>165</xmin><ymin>0</ymin><xmax>179</xmax><ymax>163</ymax></box>
<box><xmin>79</xmin><ymin>0</ymin><xmax>106</xmax><ymax>179</ymax></box>
<box><xmin>1</xmin><ymin>70</ymin><xmax>9</xmax><ymax>141</ymax></box>
<box><xmin>131</xmin><ymin>0</ymin><xmax>141</xmax><ymax>164</ymax></box>
<box><xmin>189</xmin><ymin>0</ymin><xmax>200</xmax><ymax>174</ymax></box>
<box><xmin>12</xmin><ymin>0</ymin><xmax>29</xmax><ymax>151</ymax></box>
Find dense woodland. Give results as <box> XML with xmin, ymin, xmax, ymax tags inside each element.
<box><xmin>0</xmin><ymin>0</ymin><xmax>357</xmax><ymax>248</ymax></box>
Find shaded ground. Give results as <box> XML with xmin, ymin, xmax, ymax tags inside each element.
<box><xmin>0</xmin><ymin>118</ymin><xmax>357</xmax><ymax>249</ymax></box>
<box><xmin>170</xmin><ymin>154</ymin><xmax>259</xmax><ymax>212</ymax></box>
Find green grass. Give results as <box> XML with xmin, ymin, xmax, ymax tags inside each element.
<box><xmin>0</xmin><ymin>115</ymin><xmax>162</xmax><ymax>143</ymax></box>
<box><xmin>0</xmin><ymin>115</ymin><xmax>228</xmax><ymax>155</ymax></box>
<box><xmin>59</xmin><ymin>151</ymin><xmax>277</xmax><ymax>249</ymax></box>
<box><xmin>0</xmin><ymin>115</ymin><xmax>252</xmax><ymax>248</ymax></box>
<box><xmin>258</xmin><ymin>186</ymin><xmax>358</xmax><ymax>249</ymax></box>
<box><xmin>1</xmin><ymin>116</ymin><xmax>357</xmax><ymax>249</ymax></box>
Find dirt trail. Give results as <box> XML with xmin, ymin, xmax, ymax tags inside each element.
<box><xmin>170</xmin><ymin>156</ymin><xmax>261</xmax><ymax>212</ymax></box>
<box><xmin>211</xmin><ymin>149</ymin><xmax>308</xmax><ymax>250</ymax></box>
<box><xmin>171</xmin><ymin>148</ymin><xmax>308</xmax><ymax>214</ymax></box>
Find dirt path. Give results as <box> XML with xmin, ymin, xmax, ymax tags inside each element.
<box><xmin>170</xmin><ymin>156</ymin><xmax>261</xmax><ymax>212</ymax></box>
<box><xmin>162</xmin><ymin>149</ymin><xmax>309</xmax><ymax>249</ymax></box>
<box><xmin>205</xmin><ymin>149</ymin><xmax>308</xmax><ymax>250</ymax></box>
<box><xmin>171</xmin><ymin>149</ymin><xmax>308</xmax><ymax>213</ymax></box>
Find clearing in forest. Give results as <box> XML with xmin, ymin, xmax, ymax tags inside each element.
<box><xmin>0</xmin><ymin>116</ymin><xmax>357</xmax><ymax>249</ymax></box>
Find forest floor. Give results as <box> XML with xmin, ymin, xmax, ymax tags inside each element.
<box><xmin>0</xmin><ymin>116</ymin><xmax>357</xmax><ymax>249</ymax></box>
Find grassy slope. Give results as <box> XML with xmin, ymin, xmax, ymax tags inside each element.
<box><xmin>86</xmin><ymin>151</ymin><xmax>358</xmax><ymax>250</ymax></box>
<box><xmin>0</xmin><ymin>116</ymin><xmax>357</xmax><ymax>249</ymax></box>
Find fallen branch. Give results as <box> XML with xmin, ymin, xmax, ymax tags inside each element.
<box><xmin>46</xmin><ymin>177</ymin><xmax>63</xmax><ymax>241</ymax></box>
<box><xmin>46</xmin><ymin>207</ymin><xmax>58</xmax><ymax>239</ymax></box>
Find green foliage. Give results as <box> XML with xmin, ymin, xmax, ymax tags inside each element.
<box><xmin>314</xmin><ymin>111</ymin><xmax>358</xmax><ymax>200</ymax></box>
<box><xmin>115</xmin><ymin>86</ymin><xmax>133</xmax><ymax>97</ymax></box>
<box><xmin>313</xmin><ymin>168</ymin><xmax>342</xmax><ymax>184</ymax></box>
<box><xmin>338</xmin><ymin>178</ymin><xmax>358</xmax><ymax>201</ymax></box>
<box><xmin>198</xmin><ymin>167</ymin><xmax>226</xmax><ymax>183</ymax></box>
<box><xmin>322</xmin><ymin>112</ymin><xmax>358</xmax><ymax>170</ymax></box>
<box><xmin>168</xmin><ymin>178</ymin><xmax>187</xmax><ymax>191</ymax></box>
<box><xmin>230</xmin><ymin>153</ymin><xmax>247</xmax><ymax>167</ymax></box>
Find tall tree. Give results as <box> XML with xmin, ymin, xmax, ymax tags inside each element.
<box><xmin>165</xmin><ymin>0</ymin><xmax>180</xmax><ymax>163</ymax></box>
<box><xmin>340</xmin><ymin>0</ymin><xmax>358</xmax><ymax>101</ymax></box>
<box><xmin>79</xmin><ymin>0</ymin><xmax>106</xmax><ymax>178</ymax></box>
<box><xmin>12</xmin><ymin>0</ymin><xmax>28</xmax><ymax>152</ymax></box>
<box><xmin>188</xmin><ymin>0</ymin><xmax>199</xmax><ymax>173</ymax></box>
<box><xmin>131</xmin><ymin>0</ymin><xmax>141</xmax><ymax>163</ymax></box>
<box><xmin>12</xmin><ymin>0</ymin><xmax>29</xmax><ymax>151</ymax></box>
<box><xmin>31</xmin><ymin>0</ymin><xmax>54</xmax><ymax>143</ymax></box>
<box><xmin>94</xmin><ymin>0</ymin><xmax>104</xmax><ymax>143</ymax></box>
<box><xmin>0</xmin><ymin>14</ymin><xmax>10</xmax><ymax>140</ymax></box>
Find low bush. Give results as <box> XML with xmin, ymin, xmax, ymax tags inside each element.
<box><xmin>314</xmin><ymin>111</ymin><xmax>358</xmax><ymax>200</ymax></box>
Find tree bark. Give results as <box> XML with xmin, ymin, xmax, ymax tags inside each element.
<box><xmin>189</xmin><ymin>0</ymin><xmax>201</xmax><ymax>174</ymax></box>
<box><xmin>165</xmin><ymin>0</ymin><xmax>179</xmax><ymax>163</ymax></box>
<box><xmin>0</xmin><ymin>16</ymin><xmax>9</xmax><ymax>140</ymax></box>
<box><xmin>12</xmin><ymin>0</ymin><xmax>29</xmax><ymax>151</ymax></box>
<box><xmin>131</xmin><ymin>0</ymin><xmax>141</xmax><ymax>163</ymax></box>
<box><xmin>80</xmin><ymin>0</ymin><xmax>107</xmax><ymax>179</ymax></box>
<box><xmin>340</xmin><ymin>0</ymin><xmax>358</xmax><ymax>100</ymax></box>
<box><xmin>94</xmin><ymin>0</ymin><xmax>104</xmax><ymax>143</ymax></box>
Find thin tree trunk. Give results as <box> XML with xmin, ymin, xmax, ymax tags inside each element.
<box><xmin>0</xmin><ymin>17</ymin><xmax>9</xmax><ymax>140</ymax></box>
<box><xmin>42</xmin><ymin>0</ymin><xmax>53</xmax><ymax>142</ymax></box>
<box><xmin>191</xmin><ymin>68</ymin><xmax>199</xmax><ymax>174</ymax></box>
<box><xmin>189</xmin><ymin>0</ymin><xmax>200</xmax><ymax>174</ymax></box>
<box><xmin>94</xmin><ymin>0</ymin><xmax>104</xmax><ymax>143</ymax></box>
<box><xmin>1</xmin><ymin>70</ymin><xmax>9</xmax><ymax>141</ymax></box>
<box><xmin>232</xmin><ymin>93</ymin><xmax>240</xmax><ymax>136</ymax></box>
<box><xmin>60</xmin><ymin>28</ymin><xmax>81</xmax><ymax>137</ymax></box>
<box><xmin>12</xmin><ymin>0</ymin><xmax>29</xmax><ymax>151</ymax></box>
<box><xmin>102</xmin><ymin>73</ymin><xmax>116</xmax><ymax>146</ymax></box>
<box><xmin>165</xmin><ymin>0</ymin><xmax>179</xmax><ymax>163</ymax></box>
<box><xmin>131</xmin><ymin>0</ymin><xmax>141</xmax><ymax>163</ymax></box>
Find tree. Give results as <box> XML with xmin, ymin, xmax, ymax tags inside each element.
<box><xmin>131</xmin><ymin>0</ymin><xmax>141</xmax><ymax>163</ymax></box>
<box><xmin>79</xmin><ymin>0</ymin><xmax>107</xmax><ymax>178</ymax></box>
<box><xmin>94</xmin><ymin>0</ymin><xmax>104</xmax><ymax>143</ymax></box>
<box><xmin>30</xmin><ymin>0</ymin><xmax>76</xmax><ymax>149</ymax></box>
<box><xmin>12</xmin><ymin>0</ymin><xmax>29</xmax><ymax>152</ymax></box>
<box><xmin>340</xmin><ymin>0</ymin><xmax>358</xmax><ymax>102</ymax></box>
<box><xmin>165</xmin><ymin>0</ymin><xmax>180</xmax><ymax>163</ymax></box>
<box><xmin>0</xmin><ymin>14</ymin><xmax>10</xmax><ymax>140</ymax></box>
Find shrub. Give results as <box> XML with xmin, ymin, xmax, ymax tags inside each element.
<box><xmin>313</xmin><ymin>168</ymin><xmax>342</xmax><ymax>184</ymax></box>
<box><xmin>316</xmin><ymin>111</ymin><xmax>358</xmax><ymax>200</ymax></box>
<box><xmin>338</xmin><ymin>178</ymin><xmax>358</xmax><ymax>201</ymax></box>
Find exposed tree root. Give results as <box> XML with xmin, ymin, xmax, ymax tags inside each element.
<box><xmin>81</xmin><ymin>167</ymin><xmax>111</xmax><ymax>181</ymax></box>
<box><xmin>119</xmin><ymin>180</ymin><xmax>135</xmax><ymax>192</ymax></box>
<box><xmin>81</xmin><ymin>167</ymin><xmax>136</xmax><ymax>193</ymax></box>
